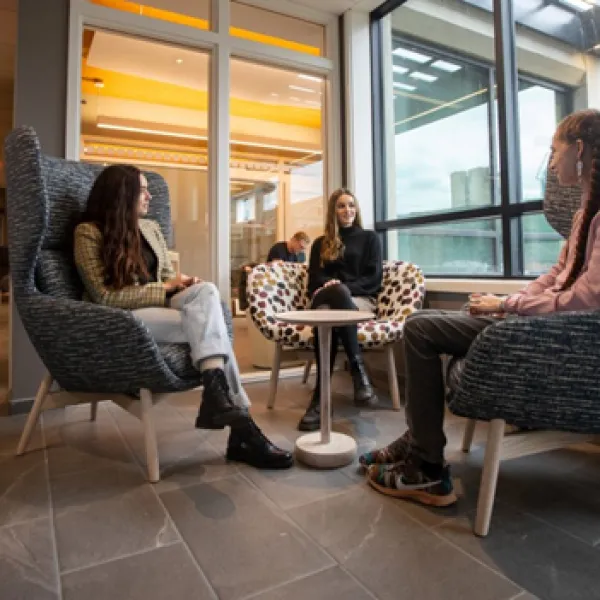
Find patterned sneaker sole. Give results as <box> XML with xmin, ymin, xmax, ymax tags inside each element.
<box><xmin>367</xmin><ymin>476</ymin><xmax>457</xmax><ymax>507</ymax></box>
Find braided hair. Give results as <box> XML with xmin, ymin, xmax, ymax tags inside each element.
<box><xmin>556</xmin><ymin>109</ymin><xmax>600</xmax><ymax>291</ymax></box>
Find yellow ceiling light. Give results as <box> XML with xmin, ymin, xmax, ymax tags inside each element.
<box><xmin>95</xmin><ymin>117</ymin><xmax>323</xmax><ymax>155</ymax></box>
<box><xmin>89</xmin><ymin>0</ymin><xmax>321</xmax><ymax>56</ymax></box>
<box><xmin>97</xmin><ymin>117</ymin><xmax>206</xmax><ymax>140</ymax></box>
<box><xmin>81</xmin><ymin>61</ymin><xmax>321</xmax><ymax>129</ymax></box>
<box><xmin>89</xmin><ymin>0</ymin><xmax>210</xmax><ymax>30</ymax></box>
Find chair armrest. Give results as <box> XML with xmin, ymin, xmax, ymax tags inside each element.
<box><xmin>448</xmin><ymin>311</ymin><xmax>600</xmax><ymax>432</ymax></box>
<box><xmin>21</xmin><ymin>294</ymin><xmax>193</xmax><ymax>394</ymax></box>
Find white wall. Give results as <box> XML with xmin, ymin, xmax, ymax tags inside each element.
<box><xmin>343</xmin><ymin>9</ymin><xmax>374</xmax><ymax>229</ymax></box>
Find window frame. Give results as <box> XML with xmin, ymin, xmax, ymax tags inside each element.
<box><xmin>370</xmin><ymin>1</ymin><xmax>574</xmax><ymax>280</ymax></box>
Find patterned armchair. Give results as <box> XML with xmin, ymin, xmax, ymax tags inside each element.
<box><xmin>446</xmin><ymin>164</ymin><xmax>600</xmax><ymax>537</ymax></box>
<box><xmin>247</xmin><ymin>260</ymin><xmax>426</xmax><ymax>410</ymax></box>
<box><xmin>5</xmin><ymin>126</ymin><xmax>233</xmax><ymax>482</ymax></box>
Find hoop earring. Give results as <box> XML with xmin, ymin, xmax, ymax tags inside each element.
<box><xmin>577</xmin><ymin>159</ymin><xmax>583</xmax><ymax>181</ymax></box>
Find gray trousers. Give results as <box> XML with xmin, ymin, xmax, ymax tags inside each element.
<box><xmin>133</xmin><ymin>282</ymin><xmax>250</xmax><ymax>408</ymax></box>
<box><xmin>404</xmin><ymin>309</ymin><xmax>499</xmax><ymax>464</ymax></box>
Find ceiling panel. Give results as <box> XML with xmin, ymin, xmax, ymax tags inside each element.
<box><xmin>87</xmin><ymin>30</ymin><xmax>324</xmax><ymax>108</ymax></box>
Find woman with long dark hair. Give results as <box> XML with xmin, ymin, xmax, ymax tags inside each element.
<box><xmin>298</xmin><ymin>188</ymin><xmax>383</xmax><ymax>431</ymax></box>
<box><xmin>361</xmin><ymin>109</ymin><xmax>600</xmax><ymax>507</ymax></box>
<box><xmin>74</xmin><ymin>164</ymin><xmax>292</xmax><ymax>470</ymax></box>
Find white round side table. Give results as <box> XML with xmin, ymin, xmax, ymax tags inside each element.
<box><xmin>277</xmin><ymin>309</ymin><xmax>375</xmax><ymax>468</ymax></box>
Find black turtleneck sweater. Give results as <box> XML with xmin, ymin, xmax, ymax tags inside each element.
<box><xmin>308</xmin><ymin>225</ymin><xmax>383</xmax><ymax>298</ymax></box>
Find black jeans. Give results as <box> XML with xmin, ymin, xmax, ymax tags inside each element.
<box><xmin>311</xmin><ymin>283</ymin><xmax>362</xmax><ymax>388</ymax></box>
<box><xmin>403</xmin><ymin>309</ymin><xmax>498</xmax><ymax>464</ymax></box>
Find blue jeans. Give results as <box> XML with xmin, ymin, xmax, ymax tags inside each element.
<box><xmin>133</xmin><ymin>282</ymin><xmax>250</xmax><ymax>408</ymax></box>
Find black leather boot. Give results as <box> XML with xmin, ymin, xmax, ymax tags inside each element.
<box><xmin>350</xmin><ymin>357</ymin><xmax>378</xmax><ymax>407</ymax></box>
<box><xmin>298</xmin><ymin>333</ymin><xmax>337</xmax><ymax>431</ymax></box>
<box><xmin>227</xmin><ymin>418</ymin><xmax>294</xmax><ymax>469</ymax></box>
<box><xmin>298</xmin><ymin>388</ymin><xmax>323</xmax><ymax>431</ymax></box>
<box><xmin>195</xmin><ymin>369</ymin><xmax>250</xmax><ymax>429</ymax></box>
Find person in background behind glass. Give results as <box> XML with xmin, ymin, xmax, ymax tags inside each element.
<box><xmin>267</xmin><ymin>231</ymin><xmax>310</xmax><ymax>264</ymax></box>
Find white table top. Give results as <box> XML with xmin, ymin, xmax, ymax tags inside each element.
<box><xmin>277</xmin><ymin>309</ymin><xmax>375</xmax><ymax>327</ymax></box>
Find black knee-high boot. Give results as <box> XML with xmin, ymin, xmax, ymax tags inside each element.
<box><xmin>298</xmin><ymin>329</ymin><xmax>339</xmax><ymax>431</ymax></box>
<box><xmin>336</xmin><ymin>327</ymin><xmax>378</xmax><ymax>407</ymax></box>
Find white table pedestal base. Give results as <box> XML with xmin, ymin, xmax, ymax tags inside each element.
<box><xmin>294</xmin><ymin>431</ymin><xmax>357</xmax><ymax>469</ymax></box>
<box><xmin>277</xmin><ymin>310</ymin><xmax>373</xmax><ymax>470</ymax></box>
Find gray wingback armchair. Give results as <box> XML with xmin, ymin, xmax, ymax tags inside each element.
<box><xmin>445</xmin><ymin>165</ymin><xmax>600</xmax><ymax>536</ymax></box>
<box><xmin>5</xmin><ymin>125</ymin><xmax>233</xmax><ymax>482</ymax></box>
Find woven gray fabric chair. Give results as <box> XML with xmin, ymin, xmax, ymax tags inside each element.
<box><xmin>5</xmin><ymin>126</ymin><xmax>233</xmax><ymax>482</ymax></box>
<box><xmin>445</xmin><ymin>165</ymin><xmax>600</xmax><ymax>536</ymax></box>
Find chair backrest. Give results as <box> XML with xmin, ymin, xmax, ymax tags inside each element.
<box><xmin>543</xmin><ymin>161</ymin><xmax>582</xmax><ymax>239</ymax></box>
<box><xmin>376</xmin><ymin>260</ymin><xmax>425</xmax><ymax>320</ymax></box>
<box><xmin>5</xmin><ymin>126</ymin><xmax>172</xmax><ymax>309</ymax></box>
<box><xmin>248</xmin><ymin>259</ymin><xmax>426</xmax><ymax>321</ymax></box>
<box><xmin>247</xmin><ymin>262</ymin><xmax>310</xmax><ymax>316</ymax></box>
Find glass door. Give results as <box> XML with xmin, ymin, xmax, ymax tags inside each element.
<box><xmin>228</xmin><ymin>57</ymin><xmax>325</xmax><ymax>374</ymax></box>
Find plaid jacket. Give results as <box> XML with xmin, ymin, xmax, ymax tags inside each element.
<box><xmin>74</xmin><ymin>219</ymin><xmax>176</xmax><ymax>310</ymax></box>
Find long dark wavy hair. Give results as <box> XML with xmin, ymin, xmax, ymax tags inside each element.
<box><xmin>82</xmin><ymin>164</ymin><xmax>149</xmax><ymax>289</ymax></box>
<box><xmin>555</xmin><ymin>109</ymin><xmax>600</xmax><ymax>290</ymax></box>
<box><xmin>320</xmin><ymin>188</ymin><xmax>363</xmax><ymax>265</ymax></box>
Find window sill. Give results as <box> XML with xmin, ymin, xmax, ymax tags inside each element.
<box><xmin>426</xmin><ymin>279</ymin><xmax>528</xmax><ymax>294</ymax></box>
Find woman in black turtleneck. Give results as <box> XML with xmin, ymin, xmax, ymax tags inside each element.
<box><xmin>298</xmin><ymin>188</ymin><xmax>383</xmax><ymax>431</ymax></box>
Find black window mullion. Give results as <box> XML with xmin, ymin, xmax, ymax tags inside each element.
<box><xmin>512</xmin><ymin>216</ymin><xmax>524</xmax><ymax>276</ymax></box>
<box><xmin>493</xmin><ymin>0</ymin><xmax>521</xmax><ymax>277</ymax></box>
<box><xmin>374</xmin><ymin>200</ymin><xmax>543</xmax><ymax>232</ymax></box>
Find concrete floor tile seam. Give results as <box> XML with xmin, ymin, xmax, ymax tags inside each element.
<box><xmin>58</xmin><ymin>539</ymin><xmax>182</xmax><ymax>577</ymax></box>
<box><xmin>103</xmin><ymin>404</ymin><xmax>220</xmax><ymax>600</ymax></box>
<box><xmin>236</xmin><ymin>565</ymin><xmax>345</xmax><ymax>600</ymax></box>
<box><xmin>401</xmin><ymin>500</ymin><xmax>532</xmax><ymax>589</ymax></box>
<box><xmin>41</xmin><ymin>418</ymin><xmax>65</xmax><ymax>600</ymax></box>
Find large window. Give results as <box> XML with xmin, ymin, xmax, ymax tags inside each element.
<box><xmin>372</xmin><ymin>0</ymin><xmax>586</xmax><ymax>278</ymax></box>
<box><xmin>389</xmin><ymin>42</ymin><xmax>494</xmax><ymax>220</ymax></box>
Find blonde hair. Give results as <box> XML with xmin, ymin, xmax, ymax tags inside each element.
<box><xmin>292</xmin><ymin>231</ymin><xmax>310</xmax><ymax>244</ymax></box>
<box><xmin>320</xmin><ymin>188</ymin><xmax>363</xmax><ymax>265</ymax></box>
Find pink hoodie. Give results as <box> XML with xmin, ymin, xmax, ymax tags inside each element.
<box><xmin>504</xmin><ymin>199</ymin><xmax>600</xmax><ymax>315</ymax></box>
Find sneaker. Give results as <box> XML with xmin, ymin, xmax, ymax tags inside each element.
<box><xmin>358</xmin><ymin>431</ymin><xmax>412</xmax><ymax>469</ymax></box>
<box><xmin>367</xmin><ymin>455</ymin><xmax>457</xmax><ymax>507</ymax></box>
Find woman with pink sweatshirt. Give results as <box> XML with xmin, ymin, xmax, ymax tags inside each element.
<box><xmin>360</xmin><ymin>108</ymin><xmax>600</xmax><ymax>508</ymax></box>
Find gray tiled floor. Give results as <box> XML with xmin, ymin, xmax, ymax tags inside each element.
<box><xmin>1</xmin><ymin>373</ymin><xmax>599</xmax><ymax>600</ymax></box>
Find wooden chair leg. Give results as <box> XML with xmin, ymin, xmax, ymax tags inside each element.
<box><xmin>140</xmin><ymin>389</ymin><xmax>160</xmax><ymax>483</ymax></box>
<box><xmin>16</xmin><ymin>372</ymin><xmax>53</xmax><ymax>456</ymax></box>
<box><xmin>267</xmin><ymin>344</ymin><xmax>282</xmax><ymax>409</ymax></box>
<box><xmin>462</xmin><ymin>419</ymin><xmax>477</xmax><ymax>453</ymax></box>
<box><xmin>90</xmin><ymin>400</ymin><xmax>98</xmax><ymax>422</ymax></box>
<box><xmin>385</xmin><ymin>345</ymin><xmax>402</xmax><ymax>411</ymax></box>
<box><xmin>474</xmin><ymin>418</ymin><xmax>505</xmax><ymax>537</ymax></box>
<box><xmin>302</xmin><ymin>359</ymin><xmax>313</xmax><ymax>384</ymax></box>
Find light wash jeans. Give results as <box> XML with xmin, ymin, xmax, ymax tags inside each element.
<box><xmin>133</xmin><ymin>282</ymin><xmax>250</xmax><ymax>408</ymax></box>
